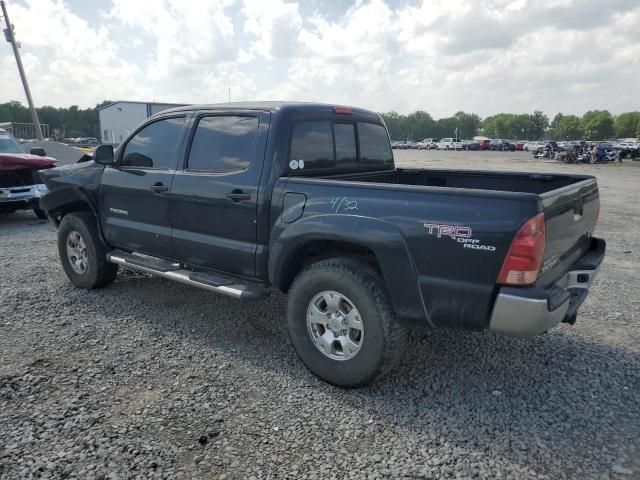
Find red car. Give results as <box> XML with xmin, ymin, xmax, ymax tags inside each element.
<box><xmin>0</xmin><ymin>128</ymin><xmax>56</xmax><ymax>218</ymax></box>
<box><xmin>477</xmin><ymin>139</ymin><xmax>491</xmax><ymax>150</ymax></box>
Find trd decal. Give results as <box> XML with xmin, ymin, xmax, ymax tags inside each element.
<box><xmin>423</xmin><ymin>223</ymin><xmax>472</xmax><ymax>239</ymax></box>
<box><xmin>423</xmin><ymin>222</ymin><xmax>496</xmax><ymax>252</ymax></box>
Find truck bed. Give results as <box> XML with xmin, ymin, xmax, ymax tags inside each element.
<box><xmin>281</xmin><ymin>166</ymin><xmax>599</xmax><ymax>330</ymax></box>
<box><xmin>326</xmin><ymin>168</ymin><xmax>591</xmax><ymax>195</ymax></box>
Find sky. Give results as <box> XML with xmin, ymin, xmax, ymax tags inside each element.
<box><xmin>0</xmin><ymin>0</ymin><xmax>638</xmax><ymax>118</ymax></box>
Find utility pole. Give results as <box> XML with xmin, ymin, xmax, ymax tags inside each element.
<box><xmin>1</xmin><ymin>0</ymin><xmax>43</xmax><ymax>140</ymax></box>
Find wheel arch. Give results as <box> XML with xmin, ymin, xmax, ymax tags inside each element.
<box><xmin>40</xmin><ymin>186</ymin><xmax>106</xmax><ymax>244</ymax></box>
<box><xmin>269</xmin><ymin>215</ymin><xmax>429</xmax><ymax>323</ymax></box>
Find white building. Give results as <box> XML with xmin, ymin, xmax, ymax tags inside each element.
<box><xmin>98</xmin><ymin>101</ymin><xmax>188</xmax><ymax>146</ymax></box>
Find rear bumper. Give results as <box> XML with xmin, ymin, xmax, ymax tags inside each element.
<box><xmin>489</xmin><ymin>237</ymin><xmax>605</xmax><ymax>337</ymax></box>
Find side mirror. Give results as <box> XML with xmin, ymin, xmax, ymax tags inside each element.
<box><xmin>94</xmin><ymin>145</ymin><xmax>114</xmax><ymax>165</ymax></box>
<box><xmin>30</xmin><ymin>147</ymin><xmax>46</xmax><ymax>156</ymax></box>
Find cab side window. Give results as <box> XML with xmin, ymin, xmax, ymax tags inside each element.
<box><xmin>121</xmin><ymin>117</ymin><xmax>186</xmax><ymax>169</ymax></box>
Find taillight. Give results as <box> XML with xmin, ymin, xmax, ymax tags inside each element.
<box><xmin>497</xmin><ymin>212</ymin><xmax>545</xmax><ymax>285</ymax></box>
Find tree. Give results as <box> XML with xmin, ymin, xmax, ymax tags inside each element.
<box><xmin>452</xmin><ymin>111</ymin><xmax>481</xmax><ymax>139</ymax></box>
<box><xmin>482</xmin><ymin>113</ymin><xmax>516</xmax><ymax>138</ymax></box>
<box><xmin>554</xmin><ymin>115</ymin><xmax>583</xmax><ymax>140</ymax></box>
<box><xmin>405</xmin><ymin>110</ymin><xmax>435</xmax><ymax>140</ymax></box>
<box><xmin>379</xmin><ymin>111</ymin><xmax>406</xmax><ymax>140</ymax></box>
<box><xmin>614</xmin><ymin>112</ymin><xmax>640</xmax><ymax>138</ymax></box>
<box><xmin>528</xmin><ymin>110</ymin><xmax>549</xmax><ymax>140</ymax></box>
<box><xmin>582</xmin><ymin>110</ymin><xmax>615</xmax><ymax>140</ymax></box>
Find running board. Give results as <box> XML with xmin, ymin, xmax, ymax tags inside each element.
<box><xmin>106</xmin><ymin>251</ymin><xmax>269</xmax><ymax>300</ymax></box>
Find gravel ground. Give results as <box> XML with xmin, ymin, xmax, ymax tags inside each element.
<box><xmin>1</xmin><ymin>151</ymin><xmax>639</xmax><ymax>479</ymax></box>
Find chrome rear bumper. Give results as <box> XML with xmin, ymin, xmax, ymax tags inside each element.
<box><xmin>489</xmin><ymin>238</ymin><xmax>605</xmax><ymax>337</ymax></box>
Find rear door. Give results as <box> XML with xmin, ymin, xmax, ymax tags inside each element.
<box><xmin>100</xmin><ymin>115</ymin><xmax>187</xmax><ymax>258</ymax></box>
<box><xmin>169</xmin><ymin>111</ymin><xmax>269</xmax><ymax>278</ymax></box>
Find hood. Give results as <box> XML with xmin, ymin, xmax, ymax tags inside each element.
<box><xmin>0</xmin><ymin>153</ymin><xmax>57</xmax><ymax>171</ymax></box>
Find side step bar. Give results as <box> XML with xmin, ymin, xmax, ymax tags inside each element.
<box><xmin>106</xmin><ymin>251</ymin><xmax>269</xmax><ymax>300</ymax></box>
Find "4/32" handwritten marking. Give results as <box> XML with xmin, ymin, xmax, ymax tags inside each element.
<box><xmin>330</xmin><ymin>197</ymin><xmax>359</xmax><ymax>213</ymax></box>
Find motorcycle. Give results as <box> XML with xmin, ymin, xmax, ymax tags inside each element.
<box><xmin>574</xmin><ymin>143</ymin><xmax>591</xmax><ymax>163</ymax></box>
<box><xmin>557</xmin><ymin>150</ymin><xmax>577</xmax><ymax>163</ymax></box>
<box><xmin>533</xmin><ymin>143</ymin><xmax>557</xmax><ymax>159</ymax></box>
<box><xmin>590</xmin><ymin>144</ymin><xmax>621</xmax><ymax>164</ymax></box>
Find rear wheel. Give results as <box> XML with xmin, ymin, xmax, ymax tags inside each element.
<box><xmin>58</xmin><ymin>212</ymin><xmax>118</xmax><ymax>289</ymax></box>
<box><xmin>287</xmin><ymin>257</ymin><xmax>406</xmax><ymax>388</ymax></box>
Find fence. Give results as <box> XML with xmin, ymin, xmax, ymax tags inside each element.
<box><xmin>0</xmin><ymin>122</ymin><xmax>50</xmax><ymax>140</ymax></box>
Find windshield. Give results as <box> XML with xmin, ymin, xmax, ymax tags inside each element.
<box><xmin>0</xmin><ymin>132</ymin><xmax>26</xmax><ymax>154</ymax></box>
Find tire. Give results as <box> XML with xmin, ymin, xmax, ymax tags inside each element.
<box><xmin>58</xmin><ymin>211</ymin><xmax>118</xmax><ymax>289</ymax></box>
<box><xmin>33</xmin><ymin>207</ymin><xmax>47</xmax><ymax>219</ymax></box>
<box><xmin>287</xmin><ymin>257</ymin><xmax>406</xmax><ymax>388</ymax></box>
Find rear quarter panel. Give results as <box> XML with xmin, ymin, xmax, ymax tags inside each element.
<box><xmin>271</xmin><ymin>178</ymin><xmax>540</xmax><ymax>329</ymax></box>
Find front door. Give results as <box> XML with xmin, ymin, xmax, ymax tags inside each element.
<box><xmin>100</xmin><ymin>115</ymin><xmax>187</xmax><ymax>258</ymax></box>
<box><xmin>170</xmin><ymin>112</ymin><xmax>268</xmax><ymax>278</ymax></box>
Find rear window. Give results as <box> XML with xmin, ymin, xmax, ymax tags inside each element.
<box><xmin>358</xmin><ymin>123</ymin><xmax>393</xmax><ymax>166</ymax></box>
<box><xmin>334</xmin><ymin>123</ymin><xmax>357</xmax><ymax>168</ymax></box>
<box><xmin>289</xmin><ymin>120</ymin><xmax>392</xmax><ymax>172</ymax></box>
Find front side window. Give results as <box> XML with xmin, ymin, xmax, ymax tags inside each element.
<box><xmin>358</xmin><ymin>123</ymin><xmax>393</xmax><ymax>166</ymax></box>
<box><xmin>121</xmin><ymin>117</ymin><xmax>185</xmax><ymax>169</ymax></box>
<box><xmin>187</xmin><ymin>116</ymin><xmax>259</xmax><ymax>172</ymax></box>
<box><xmin>290</xmin><ymin>121</ymin><xmax>334</xmax><ymax>169</ymax></box>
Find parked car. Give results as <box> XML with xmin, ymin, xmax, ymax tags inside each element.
<box><xmin>513</xmin><ymin>141</ymin><xmax>525</xmax><ymax>151</ymax></box>
<box><xmin>616</xmin><ymin>142</ymin><xmax>639</xmax><ymax>159</ymax></box>
<box><xmin>420</xmin><ymin>138</ymin><xmax>438</xmax><ymax>150</ymax></box>
<box><xmin>436</xmin><ymin>138</ymin><xmax>463</xmax><ymax>150</ymax></box>
<box><xmin>40</xmin><ymin>101</ymin><xmax>605</xmax><ymax>388</ymax></box>
<box><xmin>490</xmin><ymin>139</ymin><xmax>516</xmax><ymax>151</ymax></box>
<box><xmin>461</xmin><ymin>140</ymin><xmax>480</xmax><ymax>151</ymax></box>
<box><xmin>0</xmin><ymin>128</ymin><xmax>56</xmax><ymax>218</ymax></box>
<box><xmin>524</xmin><ymin>141</ymin><xmax>545</xmax><ymax>152</ymax></box>
<box><xmin>477</xmin><ymin>139</ymin><xmax>491</xmax><ymax>150</ymax></box>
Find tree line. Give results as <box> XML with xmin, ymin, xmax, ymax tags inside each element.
<box><xmin>381</xmin><ymin>110</ymin><xmax>640</xmax><ymax>141</ymax></box>
<box><xmin>0</xmin><ymin>101</ymin><xmax>110</xmax><ymax>138</ymax></box>
<box><xmin>1</xmin><ymin>101</ymin><xmax>639</xmax><ymax>141</ymax></box>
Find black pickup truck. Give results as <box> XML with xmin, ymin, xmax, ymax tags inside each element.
<box><xmin>40</xmin><ymin>102</ymin><xmax>605</xmax><ymax>387</ymax></box>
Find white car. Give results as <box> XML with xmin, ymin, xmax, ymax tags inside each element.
<box><xmin>436</xmin><ymin>138</ymin><xmax>462</xmax><ymax>150</ymax></box>
<box><xmin>524</xmin><ymin>141</ymin><xmax>545</xmax><ymax>151</ymax></box>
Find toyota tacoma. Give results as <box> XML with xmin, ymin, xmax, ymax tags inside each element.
<box><xmin>39</xmin><ymin>102</ymin><xmax>605</xmax><ymax>387</ymax></box>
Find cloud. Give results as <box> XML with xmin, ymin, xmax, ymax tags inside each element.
<box><xmin>0</xmin><ymin>0</ymin><xmax>638</xmax><ymax>118</ymax></box>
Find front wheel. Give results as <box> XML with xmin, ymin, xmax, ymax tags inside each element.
<box><xmin>33</xmin><ymin>207</ymin><xmax>47</xmax><ymax>219</ymax></box>
<box><xmin>287</xmin><ymin>258</ymin><xmax>406</xmax><ymax>388</ymax></box>
<box><xmin>58</xmin><ymin>212</ymin><xmax>118</xmax><ymax>289</ymax></box>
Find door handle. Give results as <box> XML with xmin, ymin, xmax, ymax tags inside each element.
<box><xmin>226</xmin><ymin>191</ymin><xmax>251</xmax><ymax>202</ymax></box>
<box><xmin>150</xmin><ymin>182</ymin><xmax>169</xmax><ymax>193</ymax></box>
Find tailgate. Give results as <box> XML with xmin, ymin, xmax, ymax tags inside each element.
<box><xmin>537</xmin><ymin>177</ymin><xmax>599</xmax><ymax>287</ymax></box>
